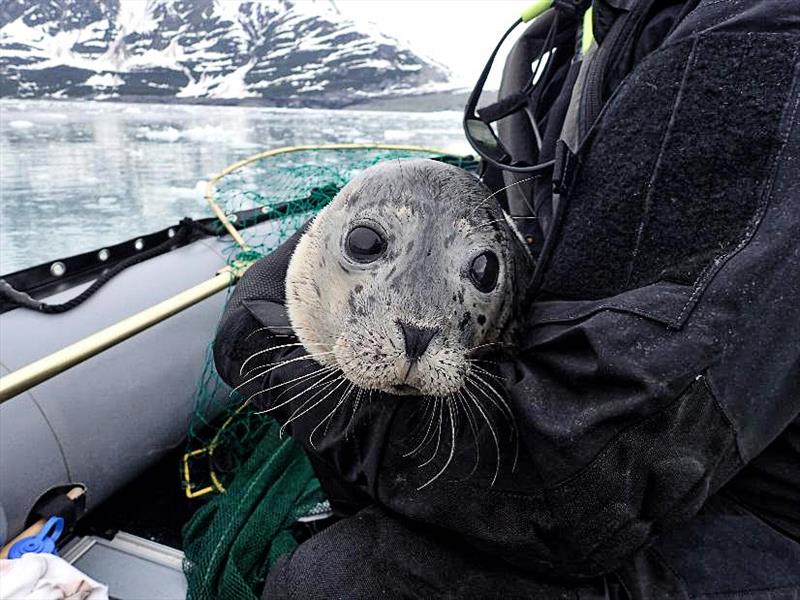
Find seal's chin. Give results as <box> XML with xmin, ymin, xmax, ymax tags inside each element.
<box><xmin>383</xmin><ymin>375</ymin><xmax>466</xmax><ymax>397</ymax></box>
<box><xmin>390</xmin><ymin>383</ymin><xmax>421</xmax><ymax>395</ymax></box>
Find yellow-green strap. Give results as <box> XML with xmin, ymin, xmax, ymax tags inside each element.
<box><xmin>582</xmin><ymin>5</ymin><xmax>595</xmax><ymax>55</ymax></box>
<box><xmin>521</xmin><ymin>0</ymin><xmax>552</xmax><ymax>23</ymax></box>
<box><xmin>521</xmin><ymin>2</ymin><xmax>594</xmax><ymax>55</ymax></box>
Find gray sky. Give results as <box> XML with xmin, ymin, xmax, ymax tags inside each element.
<box><xmin>334</xmin><ymin>0</ymin><xmax>532</xmax><ymax>88</ymax></box>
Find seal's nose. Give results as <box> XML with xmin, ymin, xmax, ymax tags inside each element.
<box><xmin>397</xmin><ymin>321</ymin><xmax>439</xmax><ymax>361</ymax></box>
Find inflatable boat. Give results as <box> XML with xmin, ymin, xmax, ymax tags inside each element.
<box><xmin>0</xmin><ymin>144</ymin><xmax>473</xmax><ymax>599</ymax></box>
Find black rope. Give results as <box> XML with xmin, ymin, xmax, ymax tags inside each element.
<box><xmin>0</xmin><ymin>217</ymin><xmax>199</xmax><ymax>314</ymax></box>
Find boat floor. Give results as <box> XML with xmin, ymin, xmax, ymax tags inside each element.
<box><xmin>76</xmin><ymin>446</ymin><xmax>197</xmax><ymax>549</ymax></box>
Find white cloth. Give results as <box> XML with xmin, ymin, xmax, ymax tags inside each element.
<box><xmin>0</xmin><ymin>554</ymin><xmax>108</xmax><ymax>600</ymax></box>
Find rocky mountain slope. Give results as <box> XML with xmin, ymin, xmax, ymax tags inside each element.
<box><xmin>0</xmin><ymin>0</ymin><xmax>452</xmax><ymax>107</ymax></box>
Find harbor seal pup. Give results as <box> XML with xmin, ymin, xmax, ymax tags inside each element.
<box><xmin>285</xmin><ymin>159</ymin><xmax>533</xmax><ymax>399</ymax></box>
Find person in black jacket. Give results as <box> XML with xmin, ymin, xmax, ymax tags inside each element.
<box><xmin>214</xmin><ymin>0</ymin><xmax>800</xmax><ymax>597</ymax></box>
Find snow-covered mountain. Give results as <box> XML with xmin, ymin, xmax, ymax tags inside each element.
<box><xmin>0</xmin><ymin>0</ymin><xmax>452</xmax><ymax>107</ymax></box>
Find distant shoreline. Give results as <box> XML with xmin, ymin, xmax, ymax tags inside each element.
<box><xmin>0</xmin><ymin>89</ymin><xmax>495</xmax><ymax>114</ymax></box>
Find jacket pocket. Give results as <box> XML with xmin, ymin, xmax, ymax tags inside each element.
<box><xmin>530</xmin><ymin>280</ymin><xmax>694</xmax><ymax>329</ymax></box>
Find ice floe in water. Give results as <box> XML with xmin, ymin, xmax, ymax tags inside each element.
<box><xmin>136</xmin><ymin>126</ymin><xmax>182</xmax><ymax>142</ymax></box>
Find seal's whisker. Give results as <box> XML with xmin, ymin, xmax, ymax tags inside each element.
<box><xmin>449</xmin><ymin>392</ymin><xmax>460</xmax><ymax>432</ymax></box>
<box><xmin>276</xmin><ymin>380</ymin><xmax>342</xmax><ymax>437</ymax></box>
<box><xmin>253</xmin><ymin>368</ymin><xmax>341</xmax><ymax>415</ymax></box>
<box><xmin>245</xmin><ymin>327</ymin><xmax>287</xmax><ymax>341</ymax></box>
<box><xmin>403</xmin><ymin>406</ymin><xmax>436</xmax><ymax>459</ymax></box>
<box><xmin>466</xmin><ymin>341</ymin><xmax>506</xmax><ymax>355</ymax></box>
<box><xmin>466</xmin><ymin>374</ymin><xmax>516</xmax><ymax>426</ymax></box>
<box><xmin>469</xmin><ymin>364</ymin><xmax>506</xmax><ymax>383</ymax></box>
<box><xmin>468</xmin><ymin>358</ymin><xmax>500</xmax><ymax>367</ymax></box>
<box><xmin>323</xmin><ymin>381</ymin><xmax>357</xmax><ymax>438</ymax></box>
<box><xmin>476</xmin><ymin>215</ymin><xmax>539</xmax><ymax>229</ymax></box>
<box><xmin>233</xmin><ymin>351</ymin><xmax>336</xmax><ymax>391</ymax></box>
<box><xmin>468</xmin><ymin>176</ymin><xmax>537</xmax><ymax>218</ymax></box>
<box><xmin>403</xmin><ymin>398</ymin><xmax>439</xmax><ymax>458</ymax></box>
<box><xmin>344</xmin><ymin>387</ymin><xmax>365</xmax><ymax>439</ymax></box>
<box><xmin>240</xmin><ymin>343</ymin><xmax>331</xmax><ymax>376</ymax></box>
<box><xmin>310</xmin><ymin>382</ymin><xmax>356</xmax><ymax>449</ymax></box>
<box><xmin>238</xmin><ymin>348</ymin><xmax>334</xmax><ymax>381</ymax></box>
<box><xmin>249</xmin><ymin>372</ymin><xmax>336</xmax><ymax>417</ymax></box>
<box><xmin>403</xmin><ymin>397</ymin><xmax>434</xmax><ymax>447</ymax></box>
<box><xmin>244</xmin><ymin>356</ymin><xmax>336</xmax><ymax>392</ymax></box>
<box><xmin>466</xmin><ymin>375</ymin><xmax>520</xmax><ymax>472</ymax></box>
<box><xmin>279</xmin><ymin>376</ymin><xmax>348</xmax><ymax>436</ymax></box>
<box><xmin>462</xmin><ymin>385</ymin><xmax>501</xmax><ymax>486</ymax></box>
<box><xmin>456</xmin><ymin>390</ymin><xmax>481</xmax><ymax>478</ymax></box>
<box><xmin>418</xmin><ymin>399</ymin><xmax>444</xmax><ymax>468</ymax></box>
<box><xmin>240</xmin><ymin>342</ymin><xmax>308</xmax><ymax>373</ymax></box>
<box><xmin>266</xmin><ymin>365</ymin><xmax>338</xmax><ymax>401</ymax></box>
<box><xmin>465</xmin><ymin>378</ymin><xmax>516</xmax><ymax>443</ymax></box>
<box><xmin>417</xmin><ymin>396</ymin><xmax>458</xmax><ymax>490</ymax></box>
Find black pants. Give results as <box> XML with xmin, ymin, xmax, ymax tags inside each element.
<box><xmin>264</xmin><ymin>496</ymin><xmax>800</xmax><ymax>599</ymax></box>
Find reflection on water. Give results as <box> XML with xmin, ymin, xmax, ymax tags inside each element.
<box><xmin>0</xmin><ymin>99</ymin><xmax>469</xmax><ymax>274</ymax></box>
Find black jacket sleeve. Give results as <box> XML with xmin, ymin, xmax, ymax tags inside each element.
<box><xmin>213</xmin><ymin>223</ymin><xmax>378</xmax><ymax>514</ymax></box>
<box><xmin>213</xmin><ymin>224</ymin><xmax>304</xmax><ymax>391</ymax></box>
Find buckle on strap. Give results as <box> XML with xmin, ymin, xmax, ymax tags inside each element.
<box><xmin>553</xmin><ymin>0</ymin><xmax>592</xmax><ymax>19</ymax></box>
<box><xmin>552</xmin><ymin>139</ymin><xmax>579</xmax><ymax>195</ymax></box>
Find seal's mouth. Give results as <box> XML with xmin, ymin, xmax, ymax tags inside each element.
<box><xmin>391</xmin><ymin>383</ymin><xmax>420</xmax><ymax>395</ymax></box>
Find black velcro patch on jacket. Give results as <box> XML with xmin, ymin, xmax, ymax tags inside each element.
<box><xmin>542</xmin><ymin>33</ymin><xmax>798</xmax><ymax>300</ymax></box>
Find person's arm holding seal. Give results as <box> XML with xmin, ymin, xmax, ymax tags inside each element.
<box><xmin>216</xmin><ymin>147</ymin><xmax>800</xmax><ymax>586</ymax></box>
<box><xmin>213</xmin><ymin>222</ymin><xmax>379</xmax><ymax>514</ymax></box>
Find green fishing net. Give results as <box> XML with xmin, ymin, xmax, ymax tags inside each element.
<box><xmin>181</xmin><ymin>147</ymin><xmax>476</xmax><ymax>600</ymax></box>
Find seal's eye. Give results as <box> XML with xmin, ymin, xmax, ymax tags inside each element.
<box><xmin>346</xmin><ymin>226</ymin><xmax>386</xmax><ymax>263</ymax></box>
<box><xmin>469</xmin><ymin>251</ymin><xmax>499</xmax><ymax>292</ymax></box>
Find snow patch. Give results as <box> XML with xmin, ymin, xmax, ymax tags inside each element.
<box><xmin>86</xmin><ymin>73</ymin><xmax>124</xmax><ymax>88</ymax></box>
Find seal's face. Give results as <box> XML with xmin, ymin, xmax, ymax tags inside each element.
<box><xmin>286</xmin><ymin>159</ymin><xmax>530</xmax><ymax>397</ymax></box>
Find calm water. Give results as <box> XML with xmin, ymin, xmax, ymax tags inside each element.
<box><xmin>0</xmin><ymin>99</ymin><xmax>469</xmax><ymax>274</ymax></box>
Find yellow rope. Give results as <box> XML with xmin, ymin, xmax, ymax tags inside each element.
<box><xmin>183</xmin><ymin>407</ymin><xmax>240</xmax><ymax>497</ymax></box>
<box><xmin>204</xmin><ymin>143</ymin><xmax>459</xmax><ymax>252</ymax></box>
